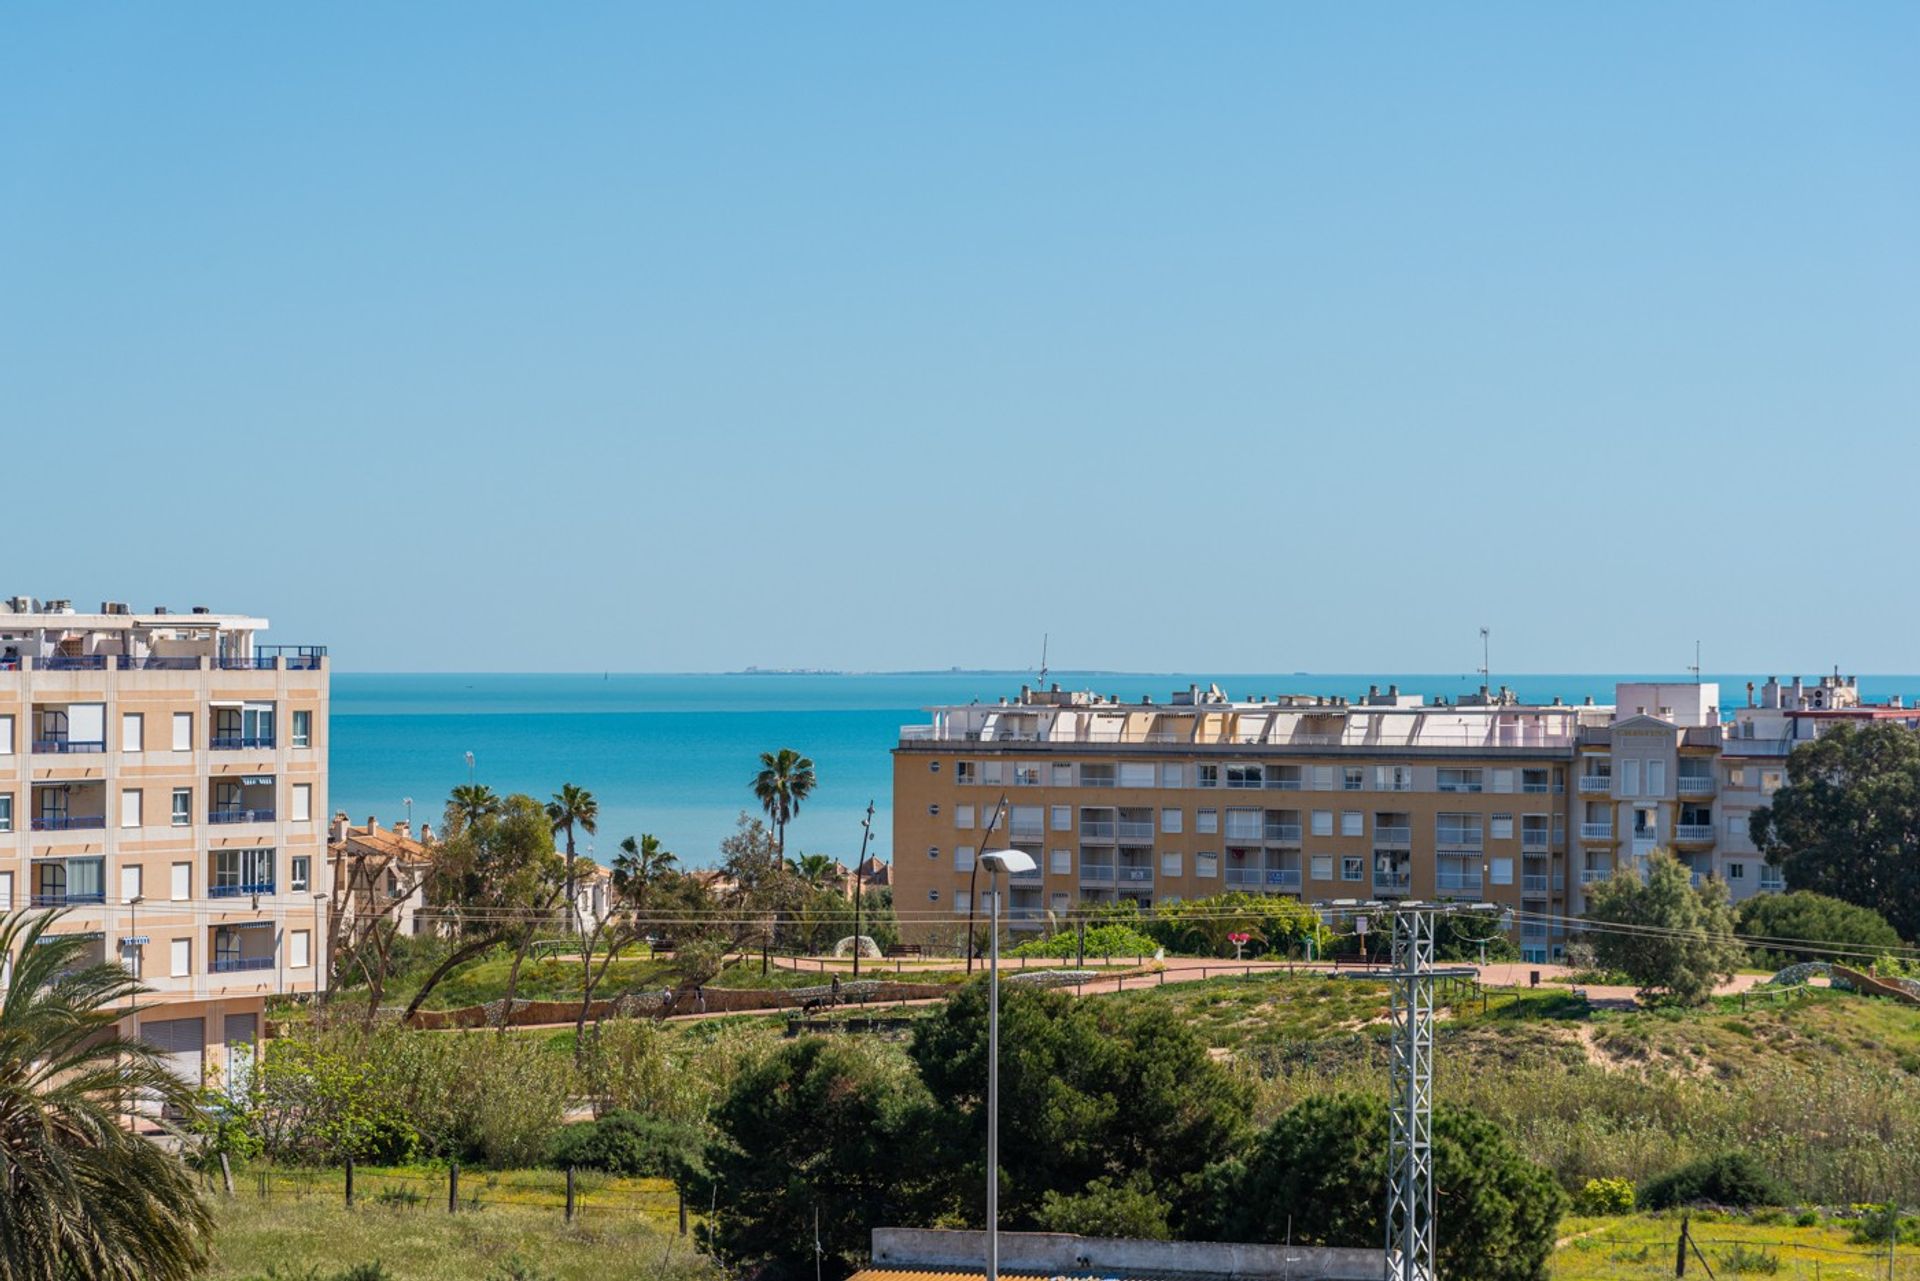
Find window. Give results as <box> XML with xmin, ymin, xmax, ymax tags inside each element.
<box><xmin>1341</xmin><ymin>856</ymin><xmax>1364</xmax><ymax>882</ymax></box>
<box><xmin>928</xmin><ymin>760</ymin><xmax>941</xmax><ymax>772</ymax></box>
<box><xmin>1437</xmin><ymin>768</ymin><xmax>1483</xmax><ymax>793</ymax></box>
<box><xmin>170</xmin><ymin>863</ymin><xmax>191</xmax><ymax>901</ymax></box>
<box><xmin>1728</xmin><ymin>815</ymin><xmax>1750</xmax><ymax>837</ymax></box>
<box><xmin>1196</xmin><ymin>765</ymin><xmax>1219</xmax><ymax>789</ymax></box>
<box><xmin>928</xmin><ymin>889</ymin><xmax>941</xmax><ymax>902</ymax></box>
<box><xmin>1490</xmin><ymin>814</ymin><xmax>1514</xmax><ymax>840</ymax></box>
<box><xmin>1013</xmin><ymin>766</ymin><xmax>1040</xmax><ymax>787</ymax></box>
<box><xmin>1436</xmin><ymin>813</ymin><xmax>1483</xmax><ymax>846</ymax></box>
<box><xmin>1490</xmin><ymin>857</ymin><xmax>1513</xmax><ymax>885</ymax></box>
<box><xmin>1727</xmin><ymin>766</ymin><xmax>1747</xmax><ymax>788</ymax></box>
<box><xmin>119</xmin><ymin>865</ymin><xmax>143</xmax><ymax>905</ymax></box>
<box><xmin>1160</xmin><ymin>851</ymin><xmax>1183</xmax><ymax>877</ymax></box>
<box><xmin>121</xmin><ymin>713</ymin><xmax>143</xmax><ymax>752</ymax></box>
<box><xmin>956</xmin><ymin>762</ymin><xmax>977</xmax><ymax>785</ymax></box>
<box><xmin>928</xmin><ymin>803</ymin><xmax>940</xmax><ymax>816</ymax></box>
<box><xmin>0</xmin><ymin>871</ymin><xmax>10</xmax><ymax>910</ymax></box>
<box><xmin>1224</xmin><ymin>809</ymin><xmax>1262</xmax><ymax>840</ymax></box>
<box><xmin>1050</xmin><ymin>849</ymin><xmax>1071</xmax><ymax>875</ymax></box>
<box><xmin>0</xmin><ymin>714</ymin><xmax>11</xmax><ymax>754</ymax></box>
<box><xmin>1375</xmin><ymin>765</ymin><xmax>1411</xmax><ymax>792</ymax></box>
<box><xmin>1051</xmin><ymin>763</ymin><xmax>1073</xmax><ymax>787</ymax></box>
<box><xmin>1051</xmin><ymin>892</ymin><xmax>1070</xmax><ymax>912</ymax></box>
<box><xmin>1310</xmin><ymin>855</ymin><xmax>1334</xmax><ymax>881</ymax></box>
<box><xmin>1119</xmin><ymin>763</ymin><xmax>1157</xmax><ymax>788</ymax></box>
<box><xmin>1342</xmin><ymin>767</ymin><xmax>1364</xmax><ymax>791</ymax></box>
<box><xmin>980</xmin><ymin>761</ymin><xmax>1004</xmax><ymax>785</ymax></box>
<box><xmin>171</xmin><ymin>788</ymin><xmax>191</xmax><ymax>827</ymax></box>
<box><xmin>1050</xmin><ymin>805</ymin><xmax>1072</xmax><ymax>831</ymax></box>
<box><xmin>1161</xmin><ymin>764</ymin><xmax>1185</xmax><ymax>788</ymax></box>
<box><xmin>120</xmin><ymin>788</ymin><xmax>142</xmax><ymax>829</ymax></box>
<box><xmin>290</xmin><ymin>930</ymin><xmax>311</xmax><ymax>969</ymax></box>
<box><xmin>1194</xmin><ymin>852</ymin><xmax>1217</xmax><ymax>878</ymax></box>
<box><xmin>1195</xmin><ymin>808</ymin><xmax>1218</xmax><ymax>834</ymax></box>
<box><xmin>1647</xmin><ymin>761</ymin><xmax>1666</xmax><ymax>795</ymax></box>
<box><xmin>292</xmin><ymin>710</ymin><xmax>312</xmax><ymax>748</ymax></box>
<box><xmin>1225</xmin><ymin>764</ymin><xmax>1264</xmax><ymax>789</ymax></box>
<box><xmin>1491</xmin><ymin>768</ymin><xmax>1515</xmax><ymax>794</ymax></box>
<box><xmin>1761</xmin><ymin>770</ymin><xmax>1783</xmax><ymax>794</ymax></box>
<box><xmin>1160</xmin><ymin>807</ymin><xmax>1183</xmax><ymax>834</ymax></box>
<box><xmin>0</xmin><ymin>794</ymin><xmax>11</xmax><ymax>833</ymax></box>
<box><xmin>1009</xmin><ymin>805</ymin><xmax>1043</xmax><ymax>837</ymax></box>
<box><xmin>1310</xmin><ymin>810</ymin><xmax>1333</xmax><ymax>837</ymax></box>
<box><xmin>290</xmin><ymin>784</ymin><xmax>311</xmax><ymax>823</ymax></box>
<box><xmin>291</xmin><ymin>856</ymin><xmax>310</xmax><ymax>892</ymax></box>
<box><xmin>170</xmin><ymin>939</ymin><xmax>191</xmax><ymax>978</ymax></box>
<box><xmin>955</xmin><ymin>805</ymin><xmax>975</xmax><ymax>829</ymax></box>
<box><xmin>1727</xmin><ymin>861</ymin><xmax>1745</xmax><ymax>880</ymax></box>
<box><xmin>954</xmin><ymin>846</ymin><xmax>975</xmax><ymax>872</ymax></box>
<box><xmin>172</xmin><ymin>712</ymin><xmax>192</xmax><ymax>751</ymax></box>
<box><xmin>1081</xmin><ymin>764</ymin><xmax>1115</xmax><ymax>788</ymax></box>
<box><xmin>213</xmin><ymin>848</ymin><xmax>275</xmax><ymax>896</ymax></box>
<box><xmin>1620</xmin><ymin>759</ymin><xmax>1641</xmax><ymax>796</ymax></box>
<box><xmin>1312</xmin><ymin>765</ymin><xmax>1334</xmax><ymax>791</ymax></box>
<box><xmin>1340</xmin><ymin>811</ymin><xmax>1363</xmax><ymax>837</ymax></box>
<box><xmin>952</xmin><ymin>891</ymin><xmax>970</xmax><ymax>914</ymax></box>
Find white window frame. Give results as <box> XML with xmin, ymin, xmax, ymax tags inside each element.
<box><xmin>1311</xmin><ymin>810</ymin><xmax>1334</xmax><ymax>837</ymax></box>
<box><xmin>290</xmin><ymin>929</ymin><xmax>311</xmax><ymax>969</ymax></box>
<box><xmin>120</xmin><ymin>788</ymin><xmax>142</xmax><ymax>829</ymax></box>
<box><xmin>170</xmin><ymin>938</ymin><xmax>191</xmax><ymax>978</ymax></box>
<box><xmin>121</xmin><ymin>712</ymin><xmax>143</xmax><ymax>753</ymax></box>
<box><xmin>1195</xmin><ymin>808</ymin><xmax>1218</xmax><ymax>834</ymax></box>
<box><xmin>1051</xmin><ymin>805</ymin><xmax>1072</xmax><ymax>831</ymax></box>
<box><xmin>955</xmin><ymin>805</ymin><xmax>975</xmax><ymax>830</ymax></box>
<box><xmin>170</xmin><ymin>863</ymin><xmax>191</xmax><ymax>901</ymax></box>
<box><xmin>1340</xmin><ymin>810</ymin><xmax>1363</xmax><ymax>837</ymax></box>
<box><xmin>171</xmin><ymin>712</ymin><xmax>192</xmax><ymax>752</ymax></box>
<box><xmin>1160</xmin><ymin>807</ymin><xmax>1183</xmax><ymax>834</ymax></box>
<box><xmin>292</xmin><ymin>783</ymin><xmax>312</xmax><ymax>823</ymax></box>
<box><xmin>1310</xmin><ymin>855</ymin><xmax>1334</xmax><ymax>881</ymax></box>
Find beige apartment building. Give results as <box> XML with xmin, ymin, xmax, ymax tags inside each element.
<box><xmin>892</xmin><ymin>675</ymin><xmax>1905</xmax><ymax>962</ymax></box>
<box><xmin>0</xmin><ymin>598</ymin><xmax>328</xmax><ymax>1092</ymax></box>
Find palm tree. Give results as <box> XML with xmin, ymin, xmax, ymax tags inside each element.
<box><xmin>0</xmin><ymin>910</ymin><xmax>213</xmax><ymax>1280</ymax></box>
<box><xmin>448</xmin><ymin>782</ymin><xmax>502</xmax><ymax>831</ymax></box>
<box><xmin>612</xmin><ymin>833</ymin><xmax>676</xmax><ymax>904</ymax></box>
<box><xmin>547</xmin><ymin>783</ymin><xmax>600</xmax><ymax>923</ymax></box>
<box><xmin>752</xmin><ymin>748</ymin><xmax>816</xmax><ymax>858</ymax></box>
<box><xmin>789</xmin><ymin>852</ymin><xmax>840</xmax><ymax>890</ymax></box>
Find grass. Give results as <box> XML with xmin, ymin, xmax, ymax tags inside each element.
<box><xmin>1097</xmin><ymin>973</ymin><xmax>1394</xmax><ymax>1046</ymax></box>
<box><xmin>208</xmin><ymin>1170</ymin><xmax>710</xmax><ymax>1281</ymax></box>
<box><xmin>1551</xmin><ymin>1211</ymin><xmax>1920</xmax><ymax>1279</ymax></box>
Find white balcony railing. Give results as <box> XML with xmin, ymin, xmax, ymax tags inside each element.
<box><xmin>1116</xmin><ymin>821</ymin><xmax>1154</xmax><ymax>840</ymax></box>
<box><xmin>1580</xmin><ymin>868</ymin><xmax>1612</xmax><ymax>884</ymax></box>
<box><xmin>1435</xmin><ymin>872</ymin><xmax>1483</xmax><ymax>893</ymax></box>
<box><xmin>1675</xmin><ymin>824</ymin><xmax>1715</xmax><ymax>842</ymax></box>
<box><xmin>1678</xmin><ymin>776</ymin><xmax>1716</xmax><ymax>796</ymax></box>
<box><xmin>1580</xmin><ymin>822</ymin><xmax>1614</xmax><ymax>841</ymax></box>
<box><xmin>1264</xmin><ymin>823</ymin><xmax>1304</xmax><ymax>842</ymax></box>
<box><xmin>1374</xmin><ymin>826</ymin><xmax>1411</xmax><ymax>845</ymax></box>
<box><xmin>1579</xmin><ymin>776</ymin><xmax>1612</xmax><ymax>793</ymax></box>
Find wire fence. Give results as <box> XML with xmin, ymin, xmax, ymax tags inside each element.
<box><xmin>220</xmin><ymin>1163</ymin><xmax>685</xmax><ymax>1227</ymax></box>
<box><xmin>1558</xmin><ymin>1219</ymin><xmax>1919</xmax><ymax>1279</ymax></box>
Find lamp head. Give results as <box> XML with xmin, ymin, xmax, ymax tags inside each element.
<box><xmin>977</xmin><ymin>849</ymin><xmax>1036</xmax><ymax>875</ymax></box>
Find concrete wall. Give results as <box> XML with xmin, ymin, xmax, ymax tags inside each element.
<box><xmin>871</xmin><ymin>1227</ymin><xmax>1388</xmax><ymax>1281</ymax></box>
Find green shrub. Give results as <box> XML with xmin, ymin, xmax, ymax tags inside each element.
<box><xmin>1641</xmin><ymin>1152</ymin><xmax>1788</xmax><ymax>1209</ymax></box>
<box><xmin>1011</xmin><ymin>924</ymin><xmax>1159</xmax><ymax>960</ymax></box>
<box><xmin>1714</xmin><ymin>1244</ymin><xmax>1780</xmax><ymax>1275</ymax></box>
<box><xmin>1849</xmin><ymin>1203</ymin><xmax>1920</xmax><ymax>1246</ymax></box>
<box><xmin>1574</xmin><ymin>1176</ymin><xmax>1635</xmax><ymax>1214</ymax></box>
<box><xmin>1034</xmin><ymin>1175</ymin><xmax>1172</xmax><ymax>1240</ymax></box>
<box><xmin>547</xmin><ymin>1110</ymin><xmax>703</xmax><ymax>1178</ymax></box>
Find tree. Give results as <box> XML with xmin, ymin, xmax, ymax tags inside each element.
<box><xmin>572</xmin><ymin>834</ymin><xmax>680</xmax><ymax>1050</ymax></box>
<box><xmin>401</xmin><ymin>792</ymin><xmax>562</xmax><ymax>1023</ymax></box>
<box><xmin>908</xmin><ymin>980</ymin><xmax>1251</xmax><ymax>1232</ymax></box>
<box><xmin>789</xmin><ymin>851</ymin><xmax>840</xmax><ymax>891</ymax></box>
<box><xmin>694</xmin><ymin>1038</ymin><xmax>940</xmax><ymax>1280</ymax></box>
<box><xmin>546</xmin><ymin>782</ymin><xmax>600</xmax><ymax>924</ymax></box>
<box><xmin>1752</xmin><ymin>723</ymin><xmax>1920</xmax><ymax>941</ymax></box>
<box><xmin>1583</xmin><ymin>851</ymin><xmax>1745</xmax><ymax>1005</ymax></box>
<box><xmin>752</xmin><ymin>748</ymin><xmax>817</xmax><ymax>858</ymax></box>
<box><xmin>1200</xmin><ymin>1092</ymin><xmax>1566</xmax><ymax>1281</ymax></box>
<box><xmin>0</xmin><ymin>910</ymin><xmax>214</xmax><ymax>1281</ymax></box>
<box><xmin>447</xmin><ymin>783</ymin><xmax>502</xmax><ymax>832</ymax></box>
<box><xmin>1735</xmin><ymin>890</ymin><xmax>1907</xmax><ymax>970</ymax></box>
<box><xmin>612</xmin><ymin>833</ymin><xmax>677</xmax><ymax>900</ymax></box>
<box><xmin>1034</xmin><ymin>1176</ymin><xmax>1173</xmax><ymax>1240</ymax></box>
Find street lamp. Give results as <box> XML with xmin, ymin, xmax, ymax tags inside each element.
<box><xmin>976</xmin><ymin>848</ymin><xmax>1036</xmax><ymax>1281</ymax></box>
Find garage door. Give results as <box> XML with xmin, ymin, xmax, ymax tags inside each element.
<box><xmin>142</xmin><ymin>1017</ymin><xmax>205</xmax><ymax>1090</ymax></box>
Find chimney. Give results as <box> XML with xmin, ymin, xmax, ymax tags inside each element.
<box><xmin>419</xmin><ymin>821</ymin><xmax>434</xmax><ymax>844</ymax></box>
<box><xmin>393</xmin><ymin>820</ymin><xmax>411</xmax><ymax>840</ymax></box>
<box><xmin>331</xmin><ymin>812</ymin><xmax>350</xmax><ymax>843</ymax></box>
<box><xmin>366</xmin><ymin>815</ymin><xmax>380</xmax><ymax>833</ymax></box>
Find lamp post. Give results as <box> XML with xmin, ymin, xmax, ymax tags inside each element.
<box><xmin>976</xmin><ymin>848</ymin><xmax>1036</xmax><ymax>1281</ymax></box>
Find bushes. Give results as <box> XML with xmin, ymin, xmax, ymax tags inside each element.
<box><xmin>1575</xmin><ymin>1177</ymin><xmax>1636</xmax><ymax>1215</ymax></box>
<box><xmin>1641</xmin><ymin>1152</ymin><xmax>1789</xmax><ymax>1210</ymax></box>
<box><xmin>547</xmin><ymin>1110</ymin><xmax>702</xmax><ymax>1178</ymax></box>
<box><xmin>1010</xmin><ymin>924</ymin><xmax>1158</xmax><ymax>960</ymax></box>
<box><xmin>1736</xmin><ymin>892</ymin><xmax>1907</xmax><ymax>970</ymax></box>
<box><xmin>1034</xmin><ymin>1176</ymin><xmax>1172</xmax><ymax>1240</ymax></box>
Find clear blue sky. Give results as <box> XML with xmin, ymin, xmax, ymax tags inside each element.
<box><xmin>4</xmin><ymin>5</ymin><xmax>1915</xmax><ymax>675</ymax></box>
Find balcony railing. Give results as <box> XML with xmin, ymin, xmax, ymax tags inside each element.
<box><xmin>1522</xmin><ymin>782</ymin><xmax>1551</xmax><ymax>794</ymax></box>
<box><xmin>31</xmin><ymin>815</ymin><xmax>106</xmax><ymax>831</ymax></box>
<box><xmin>1373</xmin><ymin>872</ymin><xmax>1412</xmax><ymax>894</ymax></box>
<box><xmin>32</xmin><ymin>739</ymin><xmax>106</xmax><ymax>754</ymax></box>
<box><xmin>1263</xmin><ymin>777</ymin><xmax>1303</xmax><ymax>790</ymax></box>
<box><xmin>1580</xmin><ymin>822</ymin><xmax>1614</xmax><ymax>840</ymax></box>
<box><xmin>1435</xmin><ymin>872</ymin><xmax>1483</xmax><ymax>893</ymax></box>
<box><xmin>1224</xmin><ymin>868</ymin><xmax>1262</xmax><ymax>887</ymax></box>
<box><xmin>1080</xmin><ymin>821</ymin><xmax>1115</xmax><ymax>840</ymax></box>
<box><xmin>1578</xmin><ymin>776</ymin><xmax>1611</xmax><ymax>793</ymax></box>
<box><xmin>1522</xmin><ymin>874</ymin><xmax>1549</xmax><ymax>893</ymax></box>
<box><xmin>1759</xmin><ymin>873</ymin><xmax>1786</xmax><ymax>892</ymax></box>
<box><xmin>1265</xmin><ymin>869</ymin><xmax>1302</xmax><ymax>889</ymax></box>
<box><xmin>1373</xmin><ymin>825</ymin><xmax>1411</xmax><ymax>845</ymax></box>
<box><xmin>1263</xmin><ymin>823</ymin><xmax>1303</xmax><ymax>842</ymax></box>
<box><xmin>210</xmin><ymin>735</ymin><xmax>275</xmax><ymax>751</ymax></box>
<box><xmin>1007</xmin><ymin>825</ymin><xmax>1044</xmax><ymax>843</ymax></box>
<box><xmin>1521</xmin><ymin>924</ymin><xmax>1548</xmax><ymax>941</ymax></box>
<box><xmin>1007</xmin><ymin>868</ymin><xmax>1043</xmax><ymax>884</ymax></box>
<box><xmin>1677</xmin><ymin>776</ymin><xmax>1716</xmax><ymax>796</ymax></box>
<box><xmin>120</xmin><ymin>655</ymin><xmax>203</xmax><ymax>671</ymax></box>
<box><xmin>209</xmin><ymin>808</ymin><xmax>275</xmax><ymax>825</ymax></box>
<box><xmin>30</xmin><ymin>891</ymin><xmax>106</xmax><ymax>907</ymax></box>
<box><xmin>1675</xmin><ymin>824</ymin><xmax>1715</xmax><ymax>842</ymax></box>
<box><xmin>1080</xmin><ymin>774</ymin><xmax>1117</xmax><ymax>789</ymax></box>
<box><xmin>211</xmin><ymin>956</ymin><xmax>275</xmax><ymax>973</ymax></box>
<box><xmin>40</xmin><ymin>655</ymin><xmax>108</xmax><ymax>670</ymax></box>
<box><xmin>1521</xmin><ymin>830</ymin><xmax>1550</xmax><ymax>850</ymax></box>
<box><xmin>1116</xmin><ymin>821</ymin><xmax>1154</xmax><ymax>840</ymax></box>
<box><xmin>1117</xmin><ymin>866</ymin><xmax>1153</xmax><ymax>883</ymax></box>
<box><xmin>210</xmin><ymin>882</ymin><xmax>276</xmax><ymax>898</ymax></box>
<box><xmin>1580</xmin><ymin>868</ymin><xmax>1613</xmax><ymax>884</ymax></box>
<box><xmin>1436</xmin><ymin>780</ymin><xmax>1484</xmax><ymax>793</ymax></box>
<box><xmin>1435</xmin><ymin>833</ymin><xmax>1483</xmax><ymax>851</ymax></box>
<box><xmin>1079</xmin><ymin>864</ymin><xmax>1115</xmax><ymax>883</ymax></box>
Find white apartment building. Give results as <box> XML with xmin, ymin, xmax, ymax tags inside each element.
<box><xmin>0</xmin><ymin>597</ymin><xmax>328</xmax><ymax>1092</ymax></box>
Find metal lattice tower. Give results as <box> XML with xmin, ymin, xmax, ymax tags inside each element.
<box><xmin>1385</xmin><ymin>908</ymin><xmax>1438</xmax><ymax>1281</ymax></box>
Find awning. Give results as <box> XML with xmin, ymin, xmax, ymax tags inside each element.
<box><xmin>208</xmin><ymin>700</ymin><xmax>244</xmax><ymax>709</ymax></box>
<box><xmin>34</xmin><ymin>931</ymin><xmax>104</xmax><ymax>944</ymax></box>
<box><xmin>240</xmin><ymin>775</ymin><xmax>274</xmax><ymax>786</ymax></box>
<box><xmin>223</xmin><ymin>921</ymin><xmax>275</xmax><ymax>932</ymax></box>
<box><xmin>120</xmin><ymin>935</ymin><xmax>150</xmax><ymax>946</ymax></box>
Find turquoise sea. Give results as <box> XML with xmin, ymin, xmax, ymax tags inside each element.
<box><xmin>330</xmin><ymin>671</ymin><xmax>1920</xmax><ymax>867</ymax></box>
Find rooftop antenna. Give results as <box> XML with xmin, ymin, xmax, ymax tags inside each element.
<box><xmin>1038</xmin><ymin>633</ymin><xmax>1049</xmax><ymax>687</ymax></box>
<box><xmin>1476</xmin><ymin>627</ymin><xmax>1490</xmax><ymax>689</ymax></box>
<box><xmin>1687</xmin><ymin>641</ymin><xmax>1702</xmax><ymax>685</ymax></box>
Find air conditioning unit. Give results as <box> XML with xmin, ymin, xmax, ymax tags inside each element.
<box><xmin>191</xmin><ymin>605</ymin><xmax>211</xmax><ymax>615</ymax></box>
<box><xmin>6</xmin><ymin>596</ymin><xmax>33</xmax><ymax>614</ymax></box>
<box><xmin>101</xmin><ymin>601</ymin><xmax>129</xmax><ymax>615</ymax></box>
<box><xmin>44</xmin><ymin>599</ymin><xmax>73</xmax><ymax>613</ymax></box>
<box><xmin>153</xmin><ymin>606</ymin><xmax>169</xmax><ymax>615</ymax></box>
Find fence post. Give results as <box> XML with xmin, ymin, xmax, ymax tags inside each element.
<box><xmin>565</xmin><ymin>1166</ymin><xmax>576</xmax><ymax>1222</ymax></box>
<box><xmin>345</xmin><ymin>1156</ymin><xmax>355</xmax><ymax>1208</ymax></box>
<box><xmin>449</xmin><ymin>1162</ymin><xmax>459</xmax><ymax>1214</ymax></box>
<box><xmin>678</xmin><ymin>1185</ymin><xmax>689</xmax><ymax>1236</ymax></box>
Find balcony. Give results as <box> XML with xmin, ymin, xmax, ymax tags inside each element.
<box><xmin>1436</xmin><ymin>781</ymin><xmax>1483</xmax><ymax>794</ymax></box>
<box><xmin>1080</xmin><ymin>821</ymin><xmax>1116</xmax><ymax>841</ymax></box>
<box><xmin>1522</xmin><ymin>874</ymin><xmax>1549</xmax><ymax>893</ymax></box>
<box><xmin>209</xmin><ymin>808</ymin><xmax>275</xmax><ymax>825</ymax></box>
<box><xmin>32</xmin><ymin>738</ymin><xmax>106</xmax><ymax>755</ymax></box>
<box><xmin>1264</xmin><ymin>869</ymin><xmax>1302</xmax><ymax>890</ymax></box>
<box><xmin>1263</xmin><ymin>823</ymin><xmax>1304</xmax><ymax>843</ymax></box>
<box><xmin>1578</xmin><ymin>776</ymin><xmax>1611</xmax><ymax>794</ymax></box>
<box><xmin>212</xmin><ymin>956</ymin><xmax>275</xmax><ymax>973</ymax></box>
<box><xmin>33</xmin><ymin>811</ymin><xmax>108</xmax><ymax>833</ymax></box>
<box><xmin>1373</xmin><ymin>872</ymin><xmax>1411</xmax><ymax>895</ymax></box>
<box><xmin>1435</xmin><ymin>872</ymin><xmax>1483</xmax><ymax>894</ymax></box>
<box><xmin>1678</xmin><ymin>776</ymin><xmax>1716</xmax><ymax>796</ymax></box>
<box><xmin>1580</xmin><ymin>822</ymin><xmax>1614</xmax><ymax>841</ymax></box>
<box><xmin>1006</xmin><ymin>825</ymin><xmax>1044</xmax><ymax>843</ymax></box>
<box><xmin>210</xmin><ymin>882</ymin><xmax>276</xmax><ymax>899</ymax></box>
<box><xmin>1373</xmin><ymin>826</ymin><xmax>1411</xmax><ymax>847</ymax></box>
<box><xmin>1520</xmin><ymin>924</ymin><xmax>1548</xmax><ymax>941</ymax></box>
<box><xmin>1521</xmin><ymin>782</ymin><xmax>1552</xmax><ymax>794</ymax></box>
<box><xmin>1580</xmin><ymin>868</ymin><xmax>1613</xmax><ymax>884</ymax></box>
<box><xmin>1079</xmin><ymin>864</ymin><xmax>1115</xmax><ymax>884</ymax></box>
<box><xmin>1008</xmin><ymin>868</ymin><xmax>1043</xmax><ymax>884</ymax></box>
<box><xmin>1224</xmin><ymin>868</ymin><xmax>1262</xmax><ymax>887</ymax></box>
<box><xmin>1263</xmin><ymin>776</ymin><xmax>1303</xmax><ymax>791</ymax></box>
<box><xmin>1116</xmin><ymin>821</ymin><xmax>1154</xmax><ymax>841</ymax></box>
<box><xmin>210</xmin><ymin>734</ymin><xmax>275</xmax><ymax>751</ymax></box>
<box><xmin>40</xmin><ymin>655</ymin><xmax>109</xmax><ymax>671</ymax></box>
<box><xmin>1521</xmin><ymin>830</ymin><xmax>1550</xmax><ymax>851</ymax></box>
<box><xmin>1759</xmin><ymin>872</ymin><xmax>1786</xmax><ymax>893</ymax></box>
<box><xmin>30</xmin><ymin>891</ymin><xmax>106</xmax><ymax>907</ymax></box>
<box><xmin>1435</xmin><ymin>833</ymin><xmax>1483</xmax><ymax>852</ymax></box>
<box><xmin>1675</xmin><ymin>824</ymin><xmax>1715</xmax><ymax>843</ymax></box>
<box><xmin>1117</xmin><ymin>866</ymin><xmax>1153</xmax><ymax>884</ymax></box>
